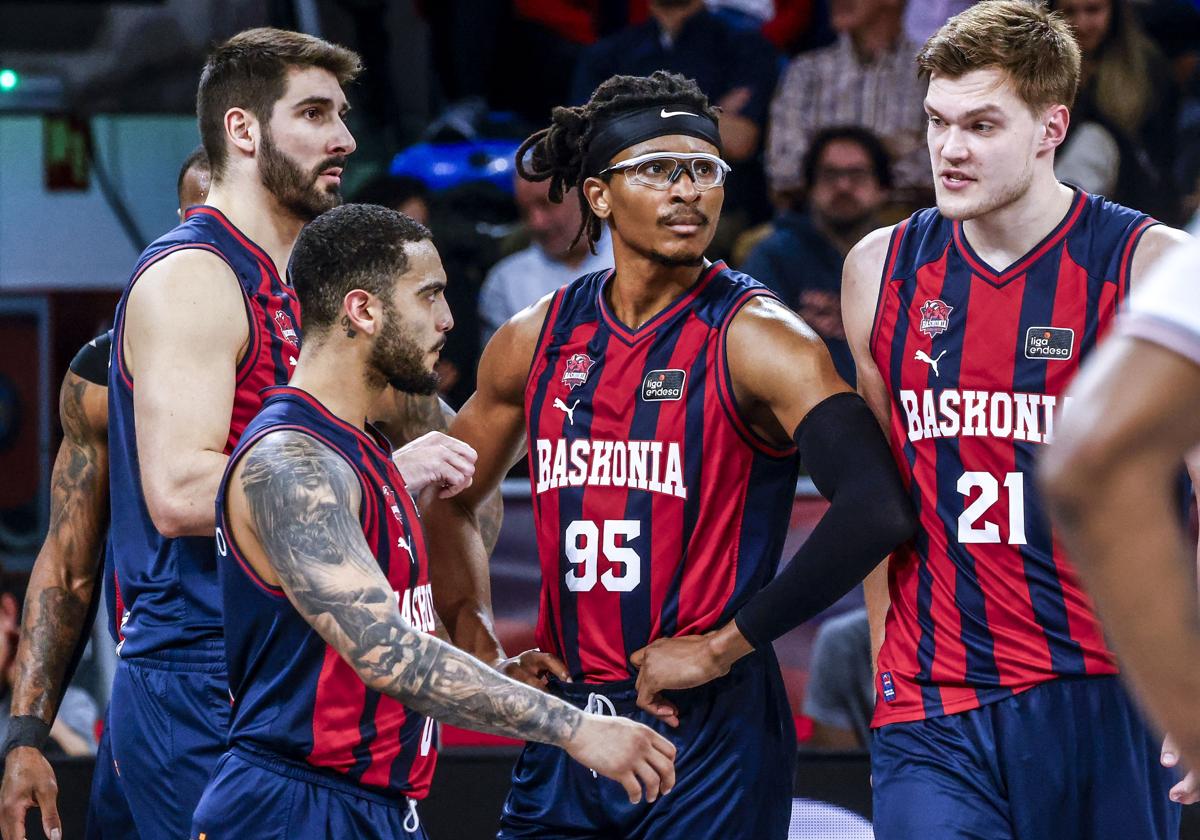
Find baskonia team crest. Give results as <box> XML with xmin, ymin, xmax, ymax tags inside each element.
<box><xmin>274</xmin><ymin>309</ymin><xmax>299</xmax><ymax>346</ymax></box>
<box><xmin>382</xmin><ymin>485</ymin><xmax>414</xmax><ymax>559</ymax></box>
<box><xmin>918</xmin><ymin>299</ymin><xmax>954</xmax><ymax>338</ymax></box>
<box><xmin>562</xmin><ymin>353</ymin><xmax>597</xmax><ymax>390</ymax></box>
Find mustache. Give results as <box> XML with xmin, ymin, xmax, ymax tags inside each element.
<box><xmin>312</xmin><ymin>156</ymin><xmax>348</xmax><ymax>179</ymax></box>
<box><xmin>658</xmin><ymin>208</ymin><xmax>709</xmax><ymax>226</ymax></box>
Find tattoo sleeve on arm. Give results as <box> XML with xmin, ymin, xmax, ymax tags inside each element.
<box><xmin>239</xmin><ymin>432</ymin><xmax>578</xmax><ymax>745</ymax></box>
<box><xmin>12</xmin><ymin>375</ymin><xmax>106</xmax><ymax>722</ymax></box>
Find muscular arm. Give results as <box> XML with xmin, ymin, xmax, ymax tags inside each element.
<box><xmin>11</xmin><ymin>371</ymin><xmax>108</xmax><ymax>724</ymax></box>
<box><xmin>233</xmin><ymin>430</ymin><xmax>582</xmax><ymax>743</ymax></box>
<box><xmin>125</xmin><ymin>249</ymin><xmax>247</xmax><ymax>537</ymax></box>
<box><xmin>841</xmin><ymin>227</ymin><xmax>900</xmax><ymax>672</ymax></box>
<box><xmin>370</xmin><ymin>390</ymin><xmax>504</xmax><ymax>555</ymax></box>
<box><xmin>421</xmin><ymin>301</ymin><xmax>546</xmax><ymax>665</ymax></box>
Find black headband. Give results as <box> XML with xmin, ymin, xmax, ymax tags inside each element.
<box><xmin>584</xmin><ymin>105</ymin><xmax>722</xmax><ymax>178</ymax></box>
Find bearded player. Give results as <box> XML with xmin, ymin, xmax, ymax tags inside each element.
<box><xmin>104</xmin><ymin>29</ymin><xmax>474</xmax><ymax>839</ymax></box>
<box><xmin>423</xmin><ymin>70</ymin><xmax>914</xmax><ymax>839</ymax></box>
<box><xmin>840</xmin><ymin>2</ymin><xmax>1191</xmax><ymax>837</ymax></box>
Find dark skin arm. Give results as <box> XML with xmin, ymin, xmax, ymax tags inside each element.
<box><xmin>421</xmin><ymin>297</ymin><xmax>573</xmax><ymax>688</ymax></box>
<box><xmin>369</xmin><ymin>390</ymin><xmax>504</xmax><ymax>556</ymax></box>
<box><xmin>629</xmin><ymin>296</ymin><xmax>853</xmax><ymax>719</ymax></box>
<box><xmin>1</xmin><ymin>370</ymin><xmax>109</xmax><ymax>840</ymax></box>
<box><xmin>230</xmin><ymin>430</ymin><xmax>675</xmax><ymax>803</ymax></box>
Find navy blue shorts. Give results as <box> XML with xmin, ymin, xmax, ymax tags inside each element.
<box><xmin>498</xmin><ymin>648</ymin><xmax>796</xmax><ymax>840</ymax></box>
<box><xmin>107</xmin><ymin>648</ymin><xmax>230</xmax><ymax>840</ymax></box>
<box><xmin>871</xmin><ymin>675</ymin><xmax>1180</xmax><ymax>840</ymax></box>
<box><xmin>85</xmin><ymin>704</ymin><xmax>138</xmax><ymax>839</ymax></box>
<box><xmin>191</xmin><ymin>746</ymin><xmax>428</xmax><ymax>840</ymax></box>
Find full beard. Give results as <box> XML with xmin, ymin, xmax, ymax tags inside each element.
<box><xmin>369</xmin><ymin>302</ymin><xmax>439</xmax><ymax>396</ymax></box>
<box><xmin>258</xmin><ymin>130</ymin><xmax>344</xmax><ymax>221</ymax></box>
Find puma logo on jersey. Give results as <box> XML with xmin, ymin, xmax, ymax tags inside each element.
<box><xmin>535</xmin><ymin>438</ymin><xmax>687</xmax><ymax>499</ymax></box>
<box><xmin>553</xmin><ymin>398</ymin><xmax>580</xmax><ymax>426</ymax></box>
<box><xmin>914</xmin><ymin>349</ymin><xmax>947</xmax><ymax>377</ymax></box>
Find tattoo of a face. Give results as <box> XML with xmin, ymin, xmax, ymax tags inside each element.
<box><xmin>239</xmin><ymin>431</ymin><xmax>579</xmax><ymax>745</ymax></box>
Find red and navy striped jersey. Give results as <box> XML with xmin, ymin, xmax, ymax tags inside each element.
<box><xmin>108</xmin><ymin>206</ymin><xmax>301</xmax><ymax>659</ymax></box>
<box><xmin>216</xmin><ymin>386</ymin><xmax>438</xmax><ymax>798</ymax></box>
<box><xmin>869</xmin><ymin>189</ymin><xmax>1156</xmax><ymax>726</ymax></box>
<box><xmin>526</xmin><ymin>261</ymin><xmax>800</xmax><ymax>683</ymax></box>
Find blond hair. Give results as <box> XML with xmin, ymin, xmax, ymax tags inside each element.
<box><xmin>917</xmin><ymin>1</ymin><xmax>1082</xmax><ymax>112</ymax></box>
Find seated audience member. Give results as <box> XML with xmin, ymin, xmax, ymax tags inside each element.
<box><xmin>767</xmin><ymin>0</ymin><xmax>927</xmax><ymax>203</ymax></box>
<box><xmin>1050</xmin><ymin>0</ymin><xmax>1181</xmax><ymax>221</ymax></box>
<box><xmin>903</xmin><ymin>0</ymin><xmax>974</xmax><ymax>44</ymax></box>
<box><xmin>478</xmin><ymin>175</ymin><xmax>613</xmax><ymax>346</ymax></box>
<box><xmin>803</xmin><ymin>608</ymin><xmax>873</xmax><ymax>751</ymax></box>
<box><xmin>742</xmin><ymin>126</ymin><xmax>892</xmax><ymax>386</ymax></box>
<box><xmin>0</xmin><ymin>571</ymin><xmax>97</xmax><ymax>756</ymax></box>
<box><xmin>351</xmin><ymin>173</ymin><xmax>432</xmax><ymax>226</ymax></box>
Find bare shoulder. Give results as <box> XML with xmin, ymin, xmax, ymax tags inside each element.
<box><xmin>1130</xmin><ymin>224</ymin><xmax>1193</xmax><ymax>291</ymax></box>
<box><xmin>842</xmin><ymin>225</ymin><xmax>897</xmax><ymax>305</ymax></box>
<box><xmin>479</xmin><ymin>291</ymin><xmax>556</xmax><ymax>404</ymax></box>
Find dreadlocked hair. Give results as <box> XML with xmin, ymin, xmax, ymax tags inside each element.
<box><xmin>515</xmin><ymin>71</ymin><xmax>719</xmax><ymax>252</ymax></box>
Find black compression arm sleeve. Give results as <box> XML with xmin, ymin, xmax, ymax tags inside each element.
<box><xmin>734</xmin><ymin>392</ymin><xmax>916</xmax><ymax>648</ymax></box>
<box><xmin>69</xmin><ymin>330</ymin><xmax>112</xmax><ymax>387</ymax></box>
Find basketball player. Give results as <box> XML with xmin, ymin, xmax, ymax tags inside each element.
<box><xmin>0</xmin><ymin>147</ymin><xmax>212</xmax><ymax>840</ymax></box>
<box><xmin>421</xmin><ymin>71</ymin><xmax>914</xmax><ymax>839</ymax></box>
<box><xmin>190</xmin><ymin>203</ymin><xmax>675</xmax><ymax>838</ymax></box>
<box><xmin>1042</xmin><ymin>237</ymin><xmax>1200</xmax><ymax>801</ymax></box>
<box><xmin>839</xmin><ymin>3</ymin><xmax>1191</xmax><ymax>837</ymax></box>
<box><xmin>105</xmin><ymin>29</ymin><xmax>475</xmax><ymax>839</ymax></box>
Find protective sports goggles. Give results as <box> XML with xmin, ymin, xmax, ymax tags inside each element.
<box><xmin>599</xmin><ymin>152</ymin><xmax>731</xmax><ymax>191</ymax></box>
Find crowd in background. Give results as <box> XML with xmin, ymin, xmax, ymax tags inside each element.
<box><xmin>7</xmin><ymin>0</ymin><xmax>1200</xmax><ymax>758</ymax></box>
<box><xmin>348</xmin><ymin>0</ymin><xmax>1200</xmax><ymax>407</ymax></box>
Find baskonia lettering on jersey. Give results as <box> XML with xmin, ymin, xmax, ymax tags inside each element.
<box><xmin>533</xmin><ymin>438</ymin><xmax>688</xmax><ymax>498</ymax></box>
<box><xmin>897</xmin><ymin>390</ymin><xmax>1072</xmax><ymax>444</ymax></box>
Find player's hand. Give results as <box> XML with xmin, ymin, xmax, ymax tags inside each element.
<box><xmin>392</xmin><ymin>432</ymin><xmax>476</xmax><ymax>498</ymax></box>
<box><xmin>495</xmin><ymin>648</ymin><xmax>570</xmax><ymax>691</ymax></box>
<box><xmin>565</xmin><ymin>714</ymin><xmax>676</xmax><ymax>804</ymax></box>
<box><xmin>631</xmin><ymin>624</ymin><xmax>753</xmax><ymax>726</ymax></box>
<box><xmin>0</xmin><ymin>747</ymin><xmax>61</xmax><ymax>840</ymax></box>
<box><xmin>1162</xmin><ymin>734</ymin><xmax>1200</xmax><ymax>804</ymax></box>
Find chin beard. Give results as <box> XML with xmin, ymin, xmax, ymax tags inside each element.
<box><xmin>647</xmin><ymin>250</ymin><xmax>704</xmax><ymax>268</ymax></box>
<box><xmin>258</xmin><ymin>132</ymin><xmax>343</xmax><ymax>221</ymax></box>
<box><xmin>370</xmin><ymin>303</ymin><xmax>440</xmax><ymax>395</ymax></box>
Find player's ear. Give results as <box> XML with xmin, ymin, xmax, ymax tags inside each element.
<box><xmin>583</xmin><ymin>176</ymin><xmax>612</xmax><ymax>220</ymax></box>
<box><xmin>1041</xmin><ymin>104</ymin><xmax>1070</xmax><ymax>153</ymax></box>
<box><xmin>342</xmin><ymin>289</ymin><xmax>379</xmax><ymax>337</ymax></box>
<box><xmin>226</xmin><ymin>107</ymin><xmax>257</xmax><ymax>157</ymax></box>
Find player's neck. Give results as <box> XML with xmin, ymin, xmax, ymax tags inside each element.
<box><xmin>960</xmin><ymin>178</ymin><xmax>1075</xmax><ymax>272</ymax></box>
<box><xmin>288</xmin><ymin>340</ymin><xmax>378</xmax><ymax>432</ymax></box>
<box><xmin>606</xmin><ymin>249</ymin><xmax>707</xmax><ymax>330</ymax></box>
<box><xmin>203</xmin><ymin>181</ymin><xmax>307</xmax><ymax>279</ymax></box>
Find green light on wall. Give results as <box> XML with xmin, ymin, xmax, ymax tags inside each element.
<box><xmin>0</xmin><ymin>70</ymin><xmax>19</xmax><ymax>92</ymax></box>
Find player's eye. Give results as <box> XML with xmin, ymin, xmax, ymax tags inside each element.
<box><xmin>694</xmin><ymin>161</ymin><xmax>715</xmax><ymax>177</ymax></box>
<box><xmin>974</xmin><ymin>123</ymin><xmax>994</xmax><ymax>132</ymax></box>
<box><xmin>304</xmin><ymin>108</ymin><xmax>321</xmax><ymax>120</ymax></box>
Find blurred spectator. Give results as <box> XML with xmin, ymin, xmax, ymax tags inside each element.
<box><xmin>1051</xmin><ymin>0</ymin><xmax>1182</xmax><ymax>221</ymax></box>
<box><xmin>802</xmin><ymin>608</ymin><xmax>873</xmax><ymax>751</ymax></box>
<box><xmin>479</xmin><ymin>177</ymin><xmax>614</xmax><ymax>347</ymax></box>
<box><xmin>0</xmin><ymin>571</ymin><xmax>97</xmax><ymax>756</ymax></box>
<box><xmin>571</xmin><ymin>0</ymin><xmax>779</xmax><ymax>165</ymax></box>
<box><xmin>767</xmin><ymin>0</ymin><xmax>929</xmax><ymax>203</ymax></box>
<box><xmin>903</xmin><ymin>0</ymin><xmax>975</xmax><ymax>44</ymax></box>
<box><xmin>743</xmin><ymin>126</ymin><xmax>892</xmax><ymax>385</ymax></box>
<box><xmin>351</xmin><ymin>173</ymin><xmax>433</xmax><ymax>226</ymax></box>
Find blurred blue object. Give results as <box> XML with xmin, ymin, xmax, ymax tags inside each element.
<box><xmin>390</xmin><ymin>140</ymin><xmax>523</xmax><ymax>194</ymax></box>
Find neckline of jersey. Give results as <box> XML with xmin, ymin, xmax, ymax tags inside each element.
<box><xmin>259</xmin><ymin>385</ymin><xmax>392</xmax><ymax>457</ymax></box>
<box><xmin>951</xmin><ymin>187</ymin><xmax>1088</xmax><ymax>288</ymax></box>
<box><xmin>185</xmin><ymin>205</ymin><xmax>289</xmax><ymax>287</ymax></box>
<box><xmin>597</xmin><ymin>260</ymin><xmax>725</xmax><ymax>343</ymax></box>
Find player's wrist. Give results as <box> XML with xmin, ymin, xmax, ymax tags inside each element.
<box><xmin>704</xmin><ymin>623</ymin><xmax>753</xmax><ymax>676</ymax></box>
<box><xmin>2</xmin><ymin>716</ymin><xmax>50</xmax><ymax>758</ymax></box>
